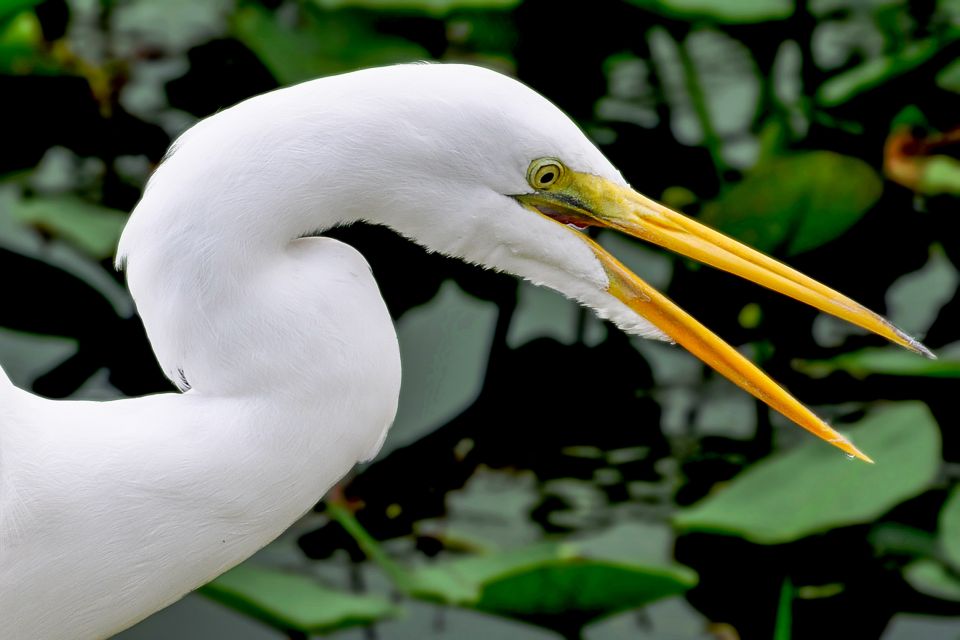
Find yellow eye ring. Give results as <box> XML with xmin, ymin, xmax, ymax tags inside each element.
<box><xmin>528</xmin><ymin>158</ymin><xmax>564</xmax><ymax>189</ymax></box>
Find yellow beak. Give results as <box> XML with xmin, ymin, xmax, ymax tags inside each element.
<box><xmin>517</xmin><ymin>171</ymin><xmax>934</xmax><ymax>463</ymax></box>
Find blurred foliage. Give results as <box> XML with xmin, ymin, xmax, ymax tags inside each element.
<box><xmin>2</xmin><ymin>0</ymin><xmax>960</xmax><ymax>639</ymax></box>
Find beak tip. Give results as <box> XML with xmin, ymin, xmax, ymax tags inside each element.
<box><xmin>896</xmin><ymin>328</ymin><xmax>936</xmax><ymax>359</ymax></box>
<box><xmin>916</xmin><ymin>343</ymin><xmax>937</xmax><ymax>360</ymax></box>
<box><xmin>846</xmin><ymin>443</ymin><xmax>875</xmax><ymax>464</ymax></box>
<box><xmin>830</xmin><ymin>435</ymin><xmax>874</xmax><ymax>463</ymax></box>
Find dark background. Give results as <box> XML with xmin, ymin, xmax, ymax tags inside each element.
<box><xmin>3</xmin><ymin>0</ymin><xmax>960</xmax><ymax>638</ymax></box>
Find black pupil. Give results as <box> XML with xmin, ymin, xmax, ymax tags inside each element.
<box><xmin>539</xmin><ymin>171</ymin><xmax>555</xmax><ymax>184</ymax></box>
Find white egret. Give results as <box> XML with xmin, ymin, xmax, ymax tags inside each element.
<box><xmin>0</xmin><ymin>63</ymin><xmax>932</xmax><ymax>639</ymax></box>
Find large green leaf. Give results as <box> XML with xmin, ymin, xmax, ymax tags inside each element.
<box><xmin>673</xmin><ymin>403</ymin><xmax>941</xmax><ymax>544</ymax></box>
<box><xmin>795</xmin><ymin>342</ymin><xmax>960</xmax><ymax>379</ymax></box>
<box><xmin>624</xmin><ymin>0</ymin><xmax>792</xmax><ymax>24</ymax></box>
<box><xmin>473</xmin><ymin>557</ymin><xmax>695</xmax><ymax>630</ymax></box>
<box><xmin>231</xmin><ymin>4</ymin><xmax>427</xmax><ymax>85</ymax></box>
<box><xmin>700</xmin><ymin>152</ymin><xmax>882</xmax><ymax>256</ymax></box>
<box><xmin>200</xmin><ymin>564</ymin><xmax>399</xmax><ymax>634</ymax></box>
<box><xmin>406</xmin><ymin>531</ymin><xmax>696</xmax><ymax>629</ymax></box>
<box><xmin>11</xmin><ymin>196</ymin><xmax>128</xmax><ymax>260</ymax></box>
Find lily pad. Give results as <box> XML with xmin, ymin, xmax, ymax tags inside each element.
<box><xmin>673</xmin><ymin>403</ymin><xmax>941</xmax><ymax>544</ymax></box>
<box><xmin>200</xmin><ymin>564</ymin><xmax>399</xmax><ymax>634</ymax></box>
<box><xmin>700</xmin><ymin>151</ymin><xmax>882</xmax><ymax>256</ymax></box>
<box><xmin>407</xmin><ymin>540</ymin><xmax>696</xmax><ymax>630</ymax></box>
<box><xmin>473</xmin><ymin>557</ymin><xmax>695</xmax><ymax>630</ymax></box>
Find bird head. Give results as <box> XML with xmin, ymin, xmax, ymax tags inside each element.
<box><xmin>338</xmin><ymin>64</ymin><xmax>931</xmax><ymax>461</ymax></box>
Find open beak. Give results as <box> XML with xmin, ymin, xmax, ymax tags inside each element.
<box><xmin>516</xmin><ymin>170</ymin><xmax>934</xmax><ymax>463</ymax></box>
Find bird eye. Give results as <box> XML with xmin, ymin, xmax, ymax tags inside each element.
<box><xmin>528</xmin><ymin>158</ymin><xmax>564</xmax><ymax>189</ymax></box>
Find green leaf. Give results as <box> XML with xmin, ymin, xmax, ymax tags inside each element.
<box><xmin>868</xmin><ymin>522</ymin><xmax>938</xmax><ymax>558</ymax></box>
<box><xmin>795</xmin><ymin>342</ymin><xmax>960</xmax><ymax>379</ymax></box>
<box><xmin>421</xmin><ymin>468</ymin><xmax>542</xmax><ymax>551</ymax></box>
<box><xmin>939</xmin><ymin>487</ymin><xmax>960</xmax><ymax>570</ymax></box>
<box><xmin>0</xmin><ymin>0</ymin><xmax>41</xmax><ymax>21</ymax></box>
<box><xmin>407</xmin><ymin>534</ymin><xmax>696</xmax><ymax>629</ymax></box>
<box><xmin>330</xmin><ymin>503</ymin><xmax>694</xmax><ymax>631</ymax></box>
<box><xmin>818</xmin><ymin>35</ymin><xmax>960</xmax><ymax>107</ymax></box>
<box><xmin>473</xmin><ymin>557</ymin><xmax>696</xmax><ymax>630</ymax></box>
<box><xmin>0</xmin><ymin>327</ymin><xmax>76</xmax><ymax>388</ymax></box>
<box><xmin>11</xmin><ymin>196</ymin><xmax>128</xmax><ymax>260</ymax></box>
<box><xmin>409</xmin><ymin>543</ymin><xmax>563</xmax><ymax>605</ymax></box>
<box><xmin>904</xmin><ymin>560</ymin><xmax>960</xmax><ymax>602</ymax></box>
<box><xmin>937</xmin><ymin>58</ymin><xmax>960</xmax><ymax>92</ymax></box>
<box><xmin>624</xmin><ymin>0</ymin><xmax>792</xmax><ymax>24</ymax></box>
<box><xmin>385</xmin><ymin>280</ymin><xmax>497</xmax><ymax>457</ymax></box>
<box><xmin>919</xmin><ymin>155</ymin><xmax>960</xmax><ymax>196</ymax></box>
<box><xmin>507</xmin><ymin>281</ymin><xmax>579</xmax><ymax>348</ymax></box>
<box><xmin>231</xmin><ymin>4</ymin><xmax>428</xmax><ymax>85</ymax></box>
<box><xmin>673</xmin><ymin>403</ymin><xmax>941</xmax><ymax>544</ymax></box>
<box><xmin>886</xmin><ymin>245</ymin><xmax>959</xmax><ymax>337</ymax></box>
<box><xmin>0</xmin><ymin>9</ymin><xmax>60</xmax><ymax>75</ymax></box>
<box><xmin>200</xmin><ymin>564</ymin><xmax>399</xmax><ymax>634</ymax></box>
<box><xmin>700</xmin><ymin>152</ymin><xmax>882</xmax><ymax>256</ymax></box>
<box><xmin>311</xmin><ymin>0</ymin><xmax>521</xmax><ymax>15</ymax></box>
<box><xmin>0</xmin><ymin>186</ymin><xmax>132</xmax><ymax>314</ymax></box>
<box><xmin>112</xmin><ymin>0</ymin><xmax>233</xmax><ymax>55</ymax></box>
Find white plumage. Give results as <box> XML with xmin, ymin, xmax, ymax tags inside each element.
<box><xmin>0</xmin><ymin>63</ymin><xmax>928</xmax><ymax>639</ymax></box>
<box><xmin>0</xmin><ymin>64</ymin><xmax>661</xmax><ymax>639</ymax></box>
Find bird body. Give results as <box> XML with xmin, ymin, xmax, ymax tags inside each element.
<box><xmin>0</xmin><ymin>64</ymin><xmax>930</xmax><ymax>638</ymax></box>
<box><xmin>1</xmin><ymin>237</ymin><xmax>399</xmax><ymax>638</ymax></box>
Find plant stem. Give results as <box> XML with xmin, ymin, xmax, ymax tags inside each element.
<box><xmin>774</xmin><ymin>576</ymin><xmax>793</xmax><ymax>640</ymax></box>
<box><xmin>676</xmin><ymin>32</ymin><xmax>727</xmax><ymax>183</ymax></box>
<box><xmin>326</xmin><ymin>501</ymin><xmax>415</xmax><ymax>596</ymax></box>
